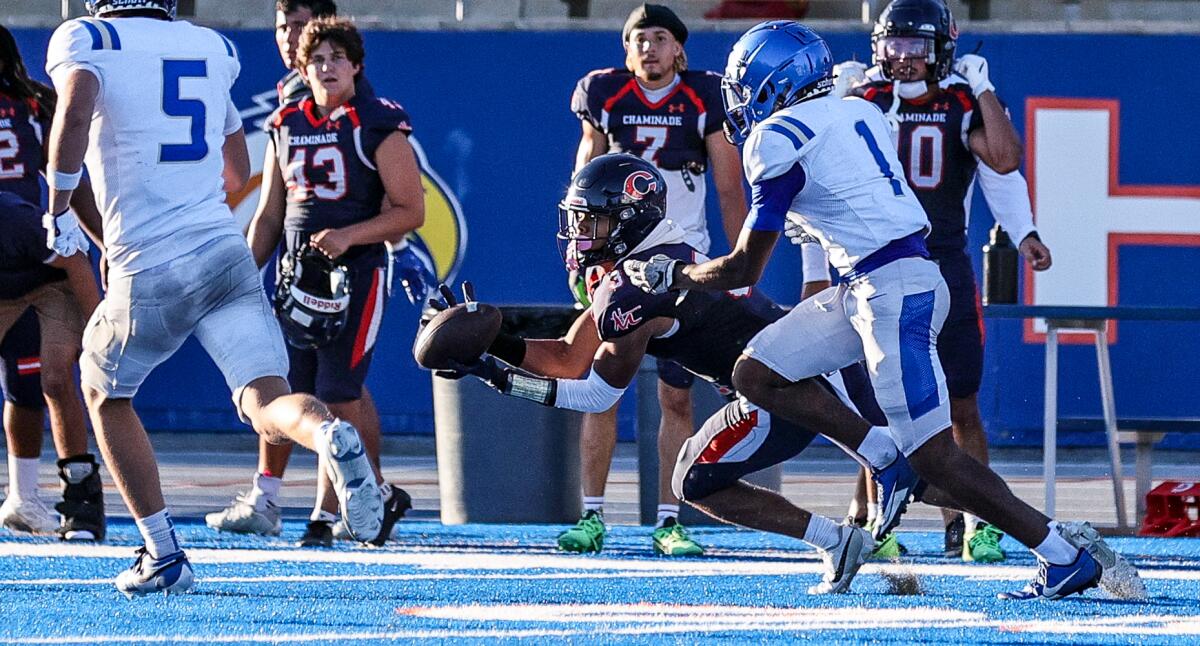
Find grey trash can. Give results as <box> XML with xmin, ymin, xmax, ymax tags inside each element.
<box><xmin>636</xmin><ymin>357</ymin><xmax>783</xmax><ymax>526</ymax></box>
<box><xmin>433</xmin><ymin>305</ymin><xmax>583</xmax><ymax>524</ymax></box>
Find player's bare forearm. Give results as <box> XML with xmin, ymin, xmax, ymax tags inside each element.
<box><xmin>707</xmin><ymin>131</ymin><xmax>748</xmax><ymax>245</ymax></box>
<box><xmin>972</xmin><ymin>92</ymin><xmax>1022</xmax><ymax>174</ymax></box>
<box><xmin>47</xmin><ymin>70</ymin><xmax>99</xmax><ymax>214</ymax></box>
<box><xmin>221</xmin><ymin>129</ymin><xmax>251</xmax><ymax>194</ymax></box>
<box><xmin>676</xmin><ymin>228</ymin><xmax>778</xmax><ymax>291</ymax></box>
<box><xmin>247</xmin><ymin>142</ymin><xmax>286</xmax><ymax>268</ymax></box>
<box><xmin>68</xmin><ymin>177</ymin><xmax>105</xmax><ymax>249</ymax></box>
<box><xmin>801</xmin><ymin>280</ymin><xmax>831</xmax><ymax>300</ymax></box>
<box><xmin>574</xmin><ymin>121</ymin><xmax>609</xmax><ymax>172</ymax></box>
<box><xmin>591</xmin><ymin>319</ymin><xmax>671</xmax><ymax>389</ymax></box>
<box><xmin>520</xmin><ymin>310</ymin><xmax>602</xmax><ymax>379</ymax></box>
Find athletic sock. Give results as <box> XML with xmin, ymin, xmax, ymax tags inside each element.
<box><xmin>802</xmin><ymin>514</ymin><xmax>843</xmax><ymax>552</ymax></box>
<box><xmin>1032</xmin><ymin>520</ymin><xmax>1079</xmax><ymax>566</ymax></box>
<box><xmin>311</xmin><ymin>508</ymin><xmax>337</xmax><ymax>524</ymax></box>
<box><xmin>136</xmin><ymin>509</ymin><xmax>181</xmax><ymax>559</ymax></box>
<box><xmin>248</xmin><ymin>472</ymin><xmax>282</xmax><ymax>510</ymax></box>
<box><xmin>856</xmin><ymin>426</ymin><xmax>899</xmax><ymax>470</ymax></box>
<box><xmin>866</xmin><ymin>503</ymin><xmax>880</xmax><ymax>526</ymax></box>
<box><xmin>963</xmin><ymin>513</ymin><xmax>980</xmax><ymax>534</ymax></box>
<box><xmin>7</xmin><ymin>455</ymin><xmax>40</xmax><ymax>501</ymax></box>
<box><xmin>582</xmin><ymin>496</ymin><xmax>604</xmax><ymax>515</ymax></box>
<box><xmin>656</xmin><ymin>504</ymin><xmax>680</xmax><ymax>528</ymax></box>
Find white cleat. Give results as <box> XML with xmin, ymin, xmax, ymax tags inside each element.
<box><xmin>1059</xmin><ymin>520</ymin><xmax>1147</xmax><ymax>600</ymax></box>
<box><xmin>205</xmin><ymin>493</ymin><xmax>282</xmax><ymax>536</ymax></box>
<box><xmin>317</xmin><ymin>419</ymin><xmax>382</xmax><ymax>543</ymax></box>
<box><xmin>0</xmin><ymin>494</ymin><xmax>60</xmax><ymax>535</ymax></box>
<box><xmin>808</xmin><ymin>524</ymin><xmax>874</xmax><ymax>595</ymax></box>
<box><xmin>115</xmin><ymin>547</ymin><xmax>195</xmax><ymax>599</ymax></box>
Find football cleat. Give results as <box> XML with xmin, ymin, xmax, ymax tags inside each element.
<box><xmin>943</xmin><ymin>515</ymin><xmax>965</xmax><ymax>558</ymax></box>
<box><xmin>298</xmin><ymin>520</ymin><xmax>333</xmax><ymax>548</ymax></box>
<box><xmin>998</xmin><ymin>548</ymin><xmax>1101</xmax><ymax>600</ymax></box>
<box><xmin>808</xmin><ymin>524</ymin><xmax>873</xmax><ymax>594</ymax></box>
<box><xmin>964</xmin><ymin>522</ymin><xmax>1006</xmax><ymax>563</ymax></box>
<box><xmin>870</xmin><ymin>532</ymin><xmax>908</xmax><ymax>560</ymax></box>
<box><xmin>557</xmin><ymin>510</ymin><xmax>606</xmax><ymax>553</ymax></box>
<box><xmin>115</xmin><ymin>547</ymin><xmax>195</xmax><ymax>598</ymax></box>
<box><xmin>652</xmin><ymin>518</ymin><xmax>704</xmax><ymax>557</ymax></box>
<box><xmin>368</xmin><ymin>484</ymin><xmax>412</xmax><ymax>547</ymax></box>
<box><xmin>56</xmin><ymin>455</ymin><xmax>106</xmax><ymax>542</ymax></box>
<box><xmin>205</xmin><ymin>493</ymin><xmax>282</xmax><ymax>536</ymax></box>
<box><xmin>0</xmin><ymin>494</ymin><xmax>59</xmax><ymax>535</ymax></box>
<box><xmin>870</xmin><ymin>455</ymin><xmax>922</xmax><ymax>541</ymax></box>
<box><xmin>317</xmin><ymin>419</ymin><xmax>383</xmax><ymax>543</ymax></box>
<box><xmin>1059</xmin><ymin>520</ymin><xmax>1147</xmax><ymax>600</ymax></box>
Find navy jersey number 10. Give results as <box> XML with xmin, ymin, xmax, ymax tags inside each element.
<box><xmin>160</xmin><ymin>59</ymin><xmax>208</xmax><ymax>163</ymax></box>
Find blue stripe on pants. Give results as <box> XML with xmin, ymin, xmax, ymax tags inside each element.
<box><xmin>899</xmin><ymin>290</ymin><xmax>939</xmax><ymax>420</ymax></box>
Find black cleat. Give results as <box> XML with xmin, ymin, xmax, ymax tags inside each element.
<box><xmin>369</xmin><ymin>485</ymin><xmax>413</xmax><ymax>547</ymax></box>
<box><xmin>55</xmin><ymin>455</ymin><xmax>106</xmax><ymax>542</ymax></box>
<box><xmin>943</xmin><ymin>515</ymin><xmax>965</xmax><ymax>558</ymax></box>
<box><xmin>298</xmin><ymin>520</ymin><xmax>333</xmax><ymax>548</ymax></box>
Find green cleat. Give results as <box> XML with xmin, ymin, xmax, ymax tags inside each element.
<box><xmin>557</xmin><ymin>510</ymin><xmax>606</xmax><ymax>553</ymax></box>
<box><xmin>870</xmin><ymin>532</ymin><xmax>908</xmax><ymax>559</ymax></box>
<box><xmin>964</xmin><ymin>522</ymin><xmax>1006</xmax><ymax>563</ymax></box>
<box><xmin>652</xmin><ymin>518</ymin><xmax>704</xmax><ymax>556</ymax></box>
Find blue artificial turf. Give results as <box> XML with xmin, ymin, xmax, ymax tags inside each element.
<box><xmin>0</xmin><ymin>519</ymin><xmax>1196</xmax><ymax>644</ymax></box>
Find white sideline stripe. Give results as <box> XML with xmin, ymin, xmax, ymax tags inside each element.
<box><xmin>0</xmin><ymin>542</ymin><xmax>1191</xmax><ymax>582</ymax></box>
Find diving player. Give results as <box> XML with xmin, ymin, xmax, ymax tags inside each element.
<box><xmin>624</xmin><ymin>21</ymin><xmax>1138</xmax><ymax>601</ymax></box>
<box><xmin>440</xmin><ymin>153</ymin><xmax>886</xmax><ymax>594</ymax></box>
<box><xmin>245</xmin><ymin>16</ymin><xmax>424</xmax><ymax>547</ymax></box>
<box><xmin>827</xmin><ymin>0</ymin><xmax>1052</xmax><ymax>562</ymax></box>
<box><xmin>0</xmin><ymin>24</ymin><xmax>106</xmax><ymax>541</ymax></box>
<box><xmin>44</xmin><ymin>0</ymin><xmax>382</xmax><ymax>596</ymax></box>
<box><xmin>564</xmin><ymin>3</ymin><xmax>748</xmax><ymax>556</ymax></box>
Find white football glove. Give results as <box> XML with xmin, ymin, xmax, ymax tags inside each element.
<box><xmin>42</xmin><ymin>208</ymin><xmax>90</xmax><ymax>258</ymax></box>
<box><xmin>953</xmin><ymin>54</ymin><xmax>994</xmax><ymax>97</ymax></box>
<box><xmin>783</xmin><ymin>219</ymin><xmax>819</xmax><ymax>247</ymax></box>
<box><xmin>832</xmin><ymin>60</ymin><xmax>868</xmax><ymax>98</ymax></box>
<box><xmin>623</xmin><ymin>254</ymin><xmax>678</xmax><ymax>295</ymax></box>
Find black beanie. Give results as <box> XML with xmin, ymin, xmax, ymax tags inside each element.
<box><xmin>622</xmin><ymin>4</ymin><xmax>688</xmax><ymax>45</ymax></box>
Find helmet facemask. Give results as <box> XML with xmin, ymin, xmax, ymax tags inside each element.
<box><xmin>557</xmin><ymin>205</ymin><xmax>618</xmax><ymax>272</ymax></box>
<box><xmin>85</xmin><ymin>0</ymin><xmax>177</xmax><ymax>19</ymax></box>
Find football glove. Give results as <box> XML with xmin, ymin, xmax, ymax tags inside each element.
<box><xmin>624</xmin><ymin>254</ymin><xmax>678</xmax><ymax>295</ymax></box>
<box><xmin>832</xmin><ymin>60</ymin><xmax>868</xmax><ymax>98</ymax></box>
<box><xmin>42</xmin><ymin>208</ymin><xmax>90</xmax><ymax>258</ymax></box>
<box><xmin>389</xmin><ymin>240</ymin><xmax>436</xmax><ymax>305</ymax></box>
<box><xmin>953</xmin><ymin>54</ymin><xmax>995</xmax><ymax>97</ymax></box>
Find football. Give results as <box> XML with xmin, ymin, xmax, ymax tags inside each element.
<box><xmin>413</xmin><ymin>302</ymin><xmax>503</xmax><ymax>370</ymax></box>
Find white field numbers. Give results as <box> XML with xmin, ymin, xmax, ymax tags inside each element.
<box><xmin>634</xmin><ymin>125</ymin><xmax>668</xmax><ymax>164</ymax></box>
<box><xmin>284</xmin><ymin>145</ymin><xmax>348</xmax><ymax>201</ymax></box>
<box><xmin>0</xmin><ymin>130</ymin><xmax>25</xmax><ymax>180</ymax></box>
<box><xmin>907</xmin><ymin>125</ymin><xmax>944</xmax><ymax>189</ymax></box>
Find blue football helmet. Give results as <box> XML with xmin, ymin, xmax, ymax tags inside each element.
<box><xmin>721</xmin><ymin>21</ymin><xmax>833</xmax><ymax>144</ymax></box>
<box><xmin>85</xmin><ymin>0</ymin><xmax>177</xmax><ymax>19</ymax></box>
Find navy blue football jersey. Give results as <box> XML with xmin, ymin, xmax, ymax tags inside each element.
<box><xmin>589</xmin><ymin>242</ymin><xmax>784</xmax><ymax>392</ymax></box>
<box><xmin>0</xmin><ymin>192</ymin><xmax>65</xmax><ymax>299</ymax></box>
<box><xmin>572</xmin><ymin>69</ymin><xmax>723</xmax><ymax>173</ymax></box>
<box><xmin>0</xmin><ymin>91</ymin><xmax>49</xmax><ymax>207</ymax></box>
<box><xmin>856</xmin><ymin>82</ymin><xmax>984</xmax><ymax>256</ymax></box>
<box><xmin>268</xmin><ymin>94</ymin><xmax>412</xmax><ymax>258</ymax></box>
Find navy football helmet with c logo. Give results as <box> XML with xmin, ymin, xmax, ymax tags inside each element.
<box><xmin>85</xmin><ymin>0</ymin><xmax>177</xmax><ymax>19</ymax></box>
<box><xmin>274</xmin><ymin>246</ymin><xmax>352</xmax><ymax>349</ymax></box>
<box><xmin>558</xmin><ymin>153</ymin><xmax>667</xmax><ymax>272</ymax></box>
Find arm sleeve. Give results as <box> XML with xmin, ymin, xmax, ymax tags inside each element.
<box><xmin>742</xmin><ymin>128</ymin><xmax>807</xmax><ymax>232</ymax></box>
<box><xmin>46</xmin><ymin>21</ymin><xmax>102</xmax><ymax>93</ymax></box>
<box><xmin>975</xmin><ymin>163</ymin><xmax>1037</xmax><ymax>245</ymax></box>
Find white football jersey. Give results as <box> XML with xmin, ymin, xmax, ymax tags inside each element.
<box><xmin>742</xmin><ymin>94</ymin><xmax>930</xmax><ymax>275</ymax></box>
<box><xmin>46</xmin><ymin>16</ymin><xmax>243</xmax><ymax>277</ymax></box>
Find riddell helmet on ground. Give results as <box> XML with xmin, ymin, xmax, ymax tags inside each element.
<box><xmin>274</xmin><ymin>246</ymin><xmax>352</xmax><ymax>350</ymax></box>
<box><xmin>721</xmin><ymin>21</ymin><xmax>833</xmax><ymax>144</ymax></box>
<box><xmin>85</xmin><ymin>0</ymin><xmax>177</xmax><ymax>19</ymax></box>
<box><xmin>872</xmin><ymin>0</ymin><xmax>957</xmax><ymax>81</ymax></box>
<box><xmin>558</xmin><ymin>153</ymin><xmax>667</xmax><ymax>272</ymax></box>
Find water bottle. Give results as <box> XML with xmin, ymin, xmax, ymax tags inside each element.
<box><xmin>982</xmin><ymin>224</ymin><xmax>1018</xmax><ymax>305</ymax></box>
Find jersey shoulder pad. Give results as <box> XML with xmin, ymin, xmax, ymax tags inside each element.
<box><xmin>681</xmin><ymin>69</ymin><xmax>725</xmax><ymax>116</ymax></box>
<box><xmin>265</xmin><ymin>102</ymin><xmax>302</xmax><ymax>133</ymax></box>
<box><xmin>853</xmin><ymin>81</ymin><xmax>892</xmax><ymax>105</ymax></box>
<box><xmin>745</xmin><ymin>116</ymin><xmax>810</xmax><ymax>184</ymax></box>
<box><xmin>572</xmin><ymin>68</ymin><xmax>628</xmax><ymax>127</ymax></box>
<box><xmin>47</xmin><ymin>18</ymin><xmax>120</xmax><ymax>73</ymax></box>
<box><xmin>357</xmin><ymin>96</ymin><xmax>414</xmax><ymax>135</ymax></box>
<box><xmin>591</xmin><ymin>249</ymin><xmax>687</xmax><ymax>341</ymax></box>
